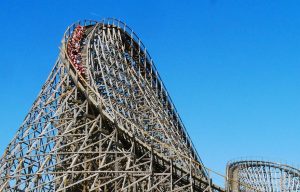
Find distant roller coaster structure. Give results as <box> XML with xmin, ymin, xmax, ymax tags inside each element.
<box><xmin>226</xmin><ymin>160</ymin><xmax>300</xmax><ymax>192</ymax></box>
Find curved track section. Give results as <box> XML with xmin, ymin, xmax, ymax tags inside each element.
<box><xmin>226</xmin><ymin>160</ymin><xmax>300</xmax><ymax>192</ymax></box>
<box><xmin>0</xmin><ymin>19</ymin><xmax>224</xmax><ymax>191</ymax></box>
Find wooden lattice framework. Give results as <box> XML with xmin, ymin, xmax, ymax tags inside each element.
<box><xmin>0</xmin><ymin>19</ymin><xmax>225</xmax><ymax>192</ymax></box>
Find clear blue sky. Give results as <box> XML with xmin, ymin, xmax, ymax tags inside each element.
<box><xmin>0</xmin><ymin>0</ymin><xmax>299</xmax><ymax>186</ymax></box>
